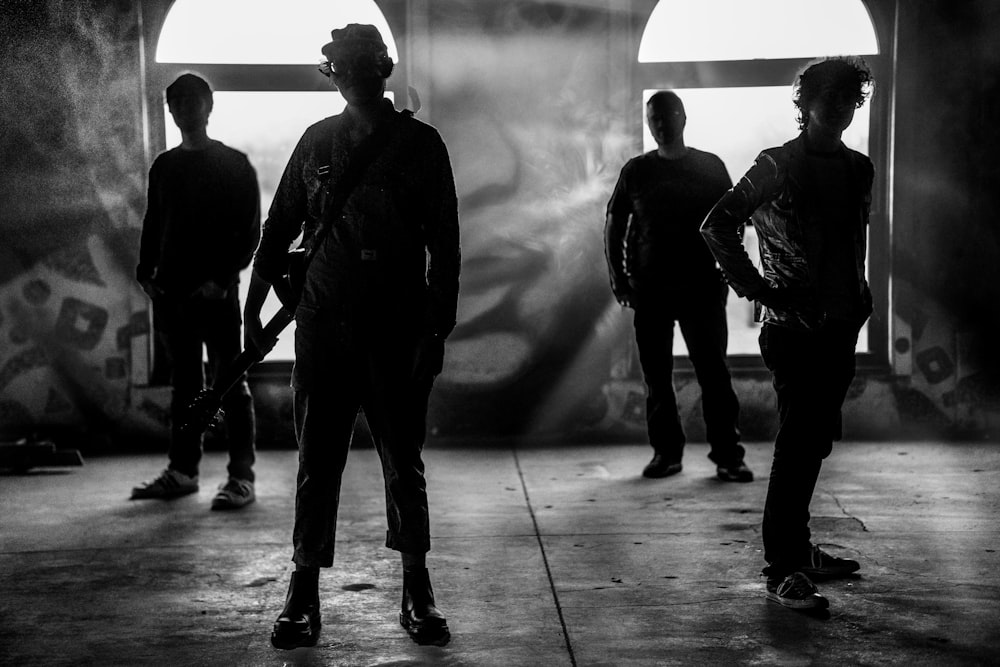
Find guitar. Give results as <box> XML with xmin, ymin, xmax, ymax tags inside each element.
<box><xmin>177</xmin><ymin>279</ymin><xmax>298</xmax><ymax>437</ymax></box>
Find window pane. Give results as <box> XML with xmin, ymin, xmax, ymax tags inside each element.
<box><xmin>639</xmin><ymin>0</ymin><xmax>878</xmax><ymax>63</ymax></box>
<box><xmin>156</xmin><ymin>0</ymin><xmax>398</xmax><ymax>64</ymax></box>
<box><xmin>642</xmin><ymin>87</ymin><xmax>871</xmax><ymax>354</ymax></box>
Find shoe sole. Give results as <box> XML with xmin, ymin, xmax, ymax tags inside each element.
<box><xmin>642</xmin><ymin>466</ymin><xmax>682</xmax><ymax>479</ymax></box>
<box><xmin>270</xmin><ymin>624</ymin><xmax>320</xmax><ymax>650</ymax></box>
<box><xmin>800</xmin><ymin>565</ymin><xmax>860</xmax><ymax>580</ymax></box>
<box><xmin>765</xmin><ymin>590</ymin><xmax>830</xmax><ymax>610</ymax></box>
<box><xmin>211</xmin><ymin>497</ymin><xmax>256</xmax><ymax>511</ymax></box>
<box><xmin>130</xmin><ymin>488</ymin><xmax>198</xmax><ymax>500</ymax></box>
<box><xmin>717</xmin><ymin>473</ymin><xmax>754</xmax><ymax>482</ymax></box>
<box><xmin>400</xmin><ymin>614</ymin><xmax>451</xmax><ymax>646</ymax></box>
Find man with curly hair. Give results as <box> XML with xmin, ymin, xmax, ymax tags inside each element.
<box><xmin>701</xmin><ymin>56</ymin><xmax>875</xmax><ymax>610</ymax></box>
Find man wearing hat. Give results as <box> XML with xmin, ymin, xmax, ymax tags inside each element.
<box><xmin>133</xmin><ymin>72</ymin><xmax>261</xmax><ymax>510</ymax></box>
<box><xmin>245</xmin><ymin>24</ymin><xmax>459</xmax><ymax>649</ymax></box>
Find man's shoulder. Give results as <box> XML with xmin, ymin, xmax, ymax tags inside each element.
<box><xmin>621</xmin><ymin>151</ymin><xmax>658</xmax><ymax>171</ymax></box>
<box><xmin>301</xmin><ymin>114</ymin><xmax>344</xmax><ymax>141</ymax></box>
<box><xmin>685</xmin><ymin>147</ymin><xmax>727</xmax><ymax>168</ymax></box>
<box><xmin>208</xmin><ymin>140</ymin><xmax>252</xmax><ymax>165</ymax></box>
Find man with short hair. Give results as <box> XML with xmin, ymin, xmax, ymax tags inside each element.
<box><xmin>132</xmin><ymin>72</ymin><xmax>260</xmax><ymax>510</ymax></box>
<box><xmin>605</xmin><ymin>91</ymin><xmax>751</xmax><ymax>483</ymax></box>
<box><xmin>701</xmin><ymin>56</ymin><xmax>875</xmax><ymax>610</ymax></box>
<box><xmin>245</xmin><ymin>24</ymin><xmax>459</xmax><ymax>649</ymax></box>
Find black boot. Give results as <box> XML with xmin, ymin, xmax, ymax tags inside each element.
<box><xmin>271</xmin><ymin>570</ymin><xmax>321</xmax><ymax>650</ymax></box>
<box><xmin>399</xmin><ymin>568</ymin><xmax>450</xmax><ymax>646</ymax></box>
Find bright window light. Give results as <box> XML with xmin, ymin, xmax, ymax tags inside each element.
<box><xmin>641</xmin><ymin>86</ymin><xmax>872</xmax><ymax>355</ymax></box>
<box><xmin>638</xmin><ymin>0</ymin><xmax>878</xmax><ymax>63</ymax></box>
<box><xmin>156</xmin><ymin>0</ymin><xmax>398</xmax><ymax>64</ymax></box>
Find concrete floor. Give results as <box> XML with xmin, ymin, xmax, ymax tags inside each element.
<box><xmin>1</xmin><ymin>440</ymin><xmax>998</xmax><ymax>666</ymax></box>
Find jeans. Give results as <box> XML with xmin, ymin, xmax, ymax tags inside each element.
<box><xmin>632</xmin><ymin>284</ymin><xmax>743</xmax><ymax>467</ymax></box>
<box><xmin>290</xmin><ymin>311</ymin><xmax>433</xmax><ymax>568</ymax></box>
<box><xmin>758</xmin><ymin>319</ymin><xmax>860</xmax><ymax>578</ymax></box>
<box><xmin>159</xmin><ymin>289</ymin><xmax>256</xmax><ymax>482</ymax></box>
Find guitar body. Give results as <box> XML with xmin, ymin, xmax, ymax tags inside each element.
<box><xmin>179</xmin><ymin>306</ymin><xmax>295</xmax><ymax>437</ymax></box>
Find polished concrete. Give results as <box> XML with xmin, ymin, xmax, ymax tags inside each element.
<box><xmin>1</xmin><ymin>440</ymin><xmax>998</xmax><ymax>666</ymax></box>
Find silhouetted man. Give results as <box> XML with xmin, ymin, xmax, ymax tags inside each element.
<box><xmin>701</xmin><ymin>56</ymin><xmax>874</xmax><ymax>611</ymax></box>
<box><xmin>605</xmin><ymin>91</ymin><xmax>751</xmax><ymax>482</ymax></box>
<box><xmin>133</xmin><ymin>73</ymin><xmax>260</xmax><ymax>510</ymax></box>
<box><xmin>244</xmin><ymin>24</ymin><xmax>459</xmax><ymax>649</ymax></box>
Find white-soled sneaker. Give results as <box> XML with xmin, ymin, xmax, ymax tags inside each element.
<box><xmin>211</xmin><ymin>478</ymin><xmax>255</xmax><ymax>510</ymax></box>
<box><xmin>131</xmin><ymin>469</ymin><xmax>199</xmax><ymax>499</ymax></box>
<box><xmin>765</xmin><ymin>572</ymin><xmax>829</xmax><ymax>610</ymax></box>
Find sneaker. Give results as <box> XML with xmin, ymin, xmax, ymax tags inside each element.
<box><xmin>131</xmin><ymin>469</ymin><xmax>198</xmax><ymax>499</ymax></box>
<box><xmin>765</xmin><ymin>572</ymin><xmax>829</xmax><ymax>610</ymax></box>
<box><xmin>642</xmin><ymin>454</ymin><xmax>682</xmax><ymax>479</ymax></box>
<box><xmin>799</xmin><ymin>544</ymin><xmax>860</xmax><ymax>580</ymax></box>
<box><xmin>211</xmin><ymin>478</ymin><xmax>255</xmax><ymax>510</ymax></box>
<box><xmin>717</xmin><ymin>461</ymin><xmax>754</xmax><ymax>482</ymax></box>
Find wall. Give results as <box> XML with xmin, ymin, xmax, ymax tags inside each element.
<box><xmin>0</xmin><ymin>0</ymin><xmax>998</xmax><ymax>448</ymax></box>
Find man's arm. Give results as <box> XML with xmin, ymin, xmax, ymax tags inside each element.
<box><xmin>412</xmin><ymin>130</ymin><xmax>461</xmax><ymax>383</ymax></box>
<box><xmin>700</xmin><ymin>152</ymin><xmax>776</xmax><ymax>300</ymax></box>
<box><xmin>604</xmin><ymin>164</ymin><xmax>634</xmax><ymax>306</ymax></box>
<box><xmin>137</xmin><ymin>160</ymin><xmax>163</xmax><ymax>298</ymax></box>
<box><xmin>211</xmin><ymin>157</ymin><xmax>262</xmax><ymax>291</ymax></box>
<box><xmin>422</xmin><ymin>131</ymin><xmax>461</xmax><ymax>340</ymax></box>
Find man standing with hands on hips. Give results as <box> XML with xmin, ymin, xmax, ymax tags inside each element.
<box><xmin>701</xmin><ymin>56</ymin><xmax>874</xmax><ymax>611</ymax></box>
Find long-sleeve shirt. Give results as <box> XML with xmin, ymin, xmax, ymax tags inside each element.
<box><xmin>605</xmin><ymin>148</ymin><xmax>732</xmax><ymax>299</ymax></box>
<box><xmin>138</xmin><ymin>140</ymin><xmax>260</xmax><ymax>297</ymax></box>
<box><xmin>254</xmin><ymin>100</ymin><xmax>460</xmax><ymax>340</ymax></box>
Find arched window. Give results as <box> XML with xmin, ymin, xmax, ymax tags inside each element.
<box><xmin>636</xmin><ymin>0</ymin><xmax>890</xmax><ymax>363</ymax></box>
<box><xmin>144</xmin><ymin>0</ymin><xmax>402</xmax><ymax>362</ymax></box>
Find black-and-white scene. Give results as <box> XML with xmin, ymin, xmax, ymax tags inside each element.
<box><xmin>1</xmin><ymin>0</ymin><xmax>998</xmax><ymax>665</ymax></box>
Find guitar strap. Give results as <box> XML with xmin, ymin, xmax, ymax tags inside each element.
<box><xmin>299</xmin><ymin>108</ymin><xmax>413</xmax><ymax>276</ymax></box>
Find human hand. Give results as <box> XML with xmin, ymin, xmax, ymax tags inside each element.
<box><xmin>412</xmin><ymin>334</ymin><xmax>445</xmax><ymax>384</ymax></box>
<box><xmin>752</xmin><ymin>284</ymin><xmax>812</xmax><ymax>310</ymax></box>
<box><xmin>616</xmin><ymin>291</ymin><xmax>638</xmax><ymax>309</ymax></box>
<box><xmin>194</xmin><ymin>281</ymin><xmax>228</xmax><ymax>300</ymax></box>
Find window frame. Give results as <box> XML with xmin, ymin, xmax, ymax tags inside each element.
<box><xmin>137</xmin><ymin>0</ymin><xmax>408</xmax><ymax>376</ymax></box>
<box><xmin>632</xmin><ymin>0</ymin><xmax>896</xmax><ymax>372</ymax></box>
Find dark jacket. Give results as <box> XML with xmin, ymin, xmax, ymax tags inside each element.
<box><xmin>254</xmin><ymin>100</ymin><xmax>460</xmax><ymax>340</ymax></box>
<box><xmin>700</xmin><ymin>133</ymin><xmax>874</xmax><ymax>330</ymax></box>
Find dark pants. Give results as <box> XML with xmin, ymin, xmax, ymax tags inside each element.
<box><xmin>758</xmin><ymin>320</ymin><xmax>860</xmax><ymax>578</ymax></box>
<box><xmin>290</xmin><ymin>312</ymin><xmax>432</xmax><ymax>568</ymax></box>
<box><xmin>632</xmin><ymin>285</ymin><xmax>743</xmax><ymax>467</ymax></box>
<box><xmin>159</xmin><ymin>290</ymin><xmax>256</xmax><ymax>481</ymax></box>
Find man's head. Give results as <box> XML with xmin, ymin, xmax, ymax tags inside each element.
<box><xmin>166</xmin><ymin>73</ymin><xmax>213</xmax><ymax>133</ymax></box>
<box><xmin>319</xmin><ymin>24</ymin><xmax>393</xmax><ymax>105</ymax></box>
<box><xmin>646</xmin><ymin>91</ymin><xmax>686</xmax><ymax>147</ymax></box>
<box><xmin>793</xmin><ymin>56</ymin><xmax>873</xmax><ymax>132</ymax></box>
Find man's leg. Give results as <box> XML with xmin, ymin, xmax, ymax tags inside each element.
<box><xmin>271</xmin><ymin>382</ymin><xmax>359</xmax><ymax>650</ymax></box>
<box><xmin>363</xmin><ymin>337</ymin><xmax>448</xmax><ymax>645</ymax></box>
<box><xmin>759</xmin><ymin>323</ymin><xmax>827</xmax><ymax>576</ymax></box>
<box><xmin>677</xmin><ymin>295</ymin><xmax>745</xmax><ymax>472</ymax></box>
<box><xmin>132</xmin><ymin>300</ymin><xmax>202</xmax><ymax>499</ymax></box>
<box><xmin>203</xmin><ymin>291</ymin><xmax>256</xmax><ymax>484</ymax></box>
<box><xmin>633</xmin><ymin>303</ymin><xmax>685</xmax><ymax>474</ymax></box>
<box><xmin>166</xmin><ymin>309</ymin><xmax>206</xmax><ymax>479</ymax></box>
<box><xmin>291</xmin><ymin>385</ymin><xmax>360</xmax><ymax>568</ymax></box>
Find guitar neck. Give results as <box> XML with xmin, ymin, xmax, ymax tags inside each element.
<box><xmin>211</xmin><ymin>308</ymin><xmax>295</xmax><ymax>396</ymax></box>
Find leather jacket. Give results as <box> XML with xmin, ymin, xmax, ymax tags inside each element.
<box><xmin>700</xmin><ymin>133</ymin><xmax>874</xmax><ymax>330</ymax></box>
